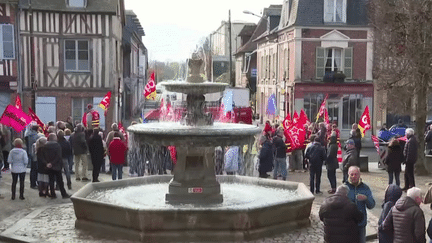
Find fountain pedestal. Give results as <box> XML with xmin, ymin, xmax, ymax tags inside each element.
<box><xmin>166</xmin><ymin>146</ymin><xmax>223</xmax><ymax>204</ymax></box>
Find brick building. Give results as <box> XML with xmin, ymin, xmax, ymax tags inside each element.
<box><xmin>256</xmin><ymin>0</ymin><xmax>373</xmax><ymax>139</ymax></box>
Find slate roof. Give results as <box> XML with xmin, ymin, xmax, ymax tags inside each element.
<box><xmin>19</xmin><ymin>0</ymin><xmax>119</xmax><ymax>13</ymax></box>
<box><xmin>279</xmin><ymin>0</ymin><xmax>369</xmax><ymax>30</ymax></box>
<box><xmin>238</xmin><ymin>25</ymin><xmax>257</xmax><ymax>37</ymax></box>
<box><xmin>234</xmin><ymin>17</ymin><xmax>268</xmax><ymax>55</ymax></box>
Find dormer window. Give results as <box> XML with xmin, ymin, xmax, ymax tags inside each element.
<box><xmin>324</xmin><ymin>0</ymin><xmax>347</xmax><ymax>23</ymax></box>
<box><xmin>67</xmin><ymin>0</ymin><xmax>87</xmax><ymax>8</ymax></box>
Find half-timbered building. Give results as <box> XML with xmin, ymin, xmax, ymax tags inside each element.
<box><xmin>122</xmin><ymin>10</ymin><xmax>147</xmax><ymax>124</ymax></box>
<box><xmin>19</xmin><ymin>0</ymin><xmax>125</xmax><ymax>129</ymax></box>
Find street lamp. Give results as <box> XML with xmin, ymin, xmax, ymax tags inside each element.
<box><xmin>243</xmin><ymin>10</ymin><xmax>262</xmax><ymax>18</ymax></box>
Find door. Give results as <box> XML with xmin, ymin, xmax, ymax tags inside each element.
<box><xmin>36</xmin><ymin>97</ymin><xmax>56</xmax><ymax>124</ymax></box>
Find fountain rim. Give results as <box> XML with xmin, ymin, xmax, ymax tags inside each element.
<box><xmin>71</xmin><ymin>175</ymin><xmax>315</xmax><ymax>212</ymax></box>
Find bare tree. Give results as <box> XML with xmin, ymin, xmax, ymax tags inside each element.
<box><xmin>370</xmin><ymin>0</ymin><xmax>432</xmax><ymax>175</ymax></box>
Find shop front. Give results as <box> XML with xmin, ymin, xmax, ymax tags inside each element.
<box><xmin>293</xmin><ymin>82</ymin><xmax>374</xmax><ymax>140</ymax></box>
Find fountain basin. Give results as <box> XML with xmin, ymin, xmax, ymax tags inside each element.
<box><xmin>128</xmin><ymin>122</ymin><xmax>261</xmax><ymax>146</ymax></box>
<box><xmin>71</xmin><ymin>175</ymin><xmax>314</xmax><ymax>242</ymax></box>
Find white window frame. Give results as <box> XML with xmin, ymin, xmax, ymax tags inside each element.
<box><xmin>64</xmin><ymin>40</ymin><xmax>90</xmax><ymax>72</ymax></box>
<box><xmin>67</xmin><ymin>0</ymin><xmax>87</xmax><ymax>8</ymax></box>
<box><xmin>324</xmin><ymin>0</ymin><xmax>347</xmax><ymax>23</ymax></box>
<box><xmin>325</xmin><ymin>48</ymin><xmax>343</xmax><ymax>72</ymax></box>
<box><xmin>0</xmin><ymin>24</ymin><xmax>14</xmax><ymax>60</ymax></box>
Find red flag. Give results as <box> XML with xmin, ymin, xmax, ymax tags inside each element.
<box><xmin>14</xmin><ymin>95</ymin><xmax>22</xmax><ymax>110</ymax></box>
<box><xmin>282</xmin><ymin>113</ymin><xmax>292</xmax><ymax>130</ymax></box>
<box><xmin>316</xmin><ymin>94</ymin><xmax>328</xmax><ymax>122</ymax></box>
<box><xmin>118</xmin><ymin>122</ymin><xmax>128</xmax><ymax>144</ymax></box>
<box><xmin>299</xmin><ymin>109</ymin><xmax>310</xmax><ymax>126</ymax></box>
<box><xmin>0</xmin><ymin>105</ymin><xmax>32</xmax><ymax>133</ymax></box>
<box><xmin>28</xmin><ymin>107</ymin><xmax>47</xmax><ymax>135</ymax></box>
<box><xmin>292</xmin><ymin>111</ymin><xmax>299</xmax><ymax>124</ymax></box>
<box><xmin>358</xmin><ymin>106</ymin><xmax>371</xmax><ymax>137</ymax></box>
<box><xmin>371</xmin><ymin>135</ymin><xmax>380</xmax><ymax>155</ymax></box>
<box><xmin>144</xmin><ymin>72</ymin><xmax>157</xmax><ymax>100</ymax></box>
<box><xmin>98</xmin><ymin>91</ymin><xmax>111</xmax><ymax>111</ymax></box>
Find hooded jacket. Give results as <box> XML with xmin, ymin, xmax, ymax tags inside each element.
<box><xmin>384</xmin><ymin>143</ymin><xmax>404</xmax><ymax>172</ymax></box>
<box><xmin>381</xmin><ymin>196</ymin><xmax>425</xmax><ymax>243</ymax></box>
<box><xmin>378</xmin><ymin>184</ymin><xmax>402</xmax><ymax>243</ymax></box>
<box><xmin>319</xmin><ymin>192</ymin><xmax>363</xmax><ymax>243</ymax></box>
<box><xmin>326</xmin><ymin>136</ymin><xmax>339</xmax><ymax>171</ymax></box>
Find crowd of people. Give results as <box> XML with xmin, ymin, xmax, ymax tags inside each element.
<box><xmin>0</xmin><ymin>104</ymin><xmax>131</xmax><ymax>200</ymax></box>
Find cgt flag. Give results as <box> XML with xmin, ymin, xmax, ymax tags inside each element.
<box><xmin>358</xmin><ymin>106</ymin><xmax>371</xmax><ymax>137</ymax></box>
<box><xmin>14</xmin><ymin>95</ymin><xmax>22</xmax><ymax>110</ymax></box>
<box><xmin>316</xmin><ymin>94</ymin><xmax>328</xmax><ymax>122</ymax></box>
<box><xmin>28</xmin><ymin>107</ymin><xmax>47</xmax><ymax>136</ymax></box>
<box><xmin>0</xmin><ymin>105</ymin><xmax>32</xmax><ymax>133</ymax></box>
<box><xmin>371</xmin><ymin>135</ymin><xmax>380</xmax><ymax>155</ymax></box>
<box><xmin>99</xmin><ymin>91</ymin><xmax>111</xmax><ymax>111</ymax></box>
<box><xmin>144</xmin><ymin>72</ymin><xmax>157</xmax><ymax>100</ymax></box>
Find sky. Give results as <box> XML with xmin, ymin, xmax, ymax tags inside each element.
<box><xmin>124</xmin><ymin>0</ymin><xmax>282</xmax><ymax>62</ymax></box>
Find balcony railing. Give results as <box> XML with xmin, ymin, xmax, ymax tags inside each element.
<box><xmin>323</xmin><ymin>71</ymin><xmax>346</xmax><ymax>83</ymax></box>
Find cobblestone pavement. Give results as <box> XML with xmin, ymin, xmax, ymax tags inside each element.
<box><xmin>0</xmin><ymin>159</ymin><xmax>431</xmax><ymax>242</ymax></box>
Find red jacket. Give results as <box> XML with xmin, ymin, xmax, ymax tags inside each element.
<box><xmin>108</xmin><ymin>138</ymin><xmax>128</xmax><ymax>165</ymax></box>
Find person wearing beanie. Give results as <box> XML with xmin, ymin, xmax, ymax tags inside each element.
<box><xmin>342</xmin><ymin>139</ymin><xmax>359</xmax><ymax>183</ymax></box>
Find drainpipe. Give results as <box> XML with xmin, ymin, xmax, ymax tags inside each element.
<box><xmin>16</xmin><ymin>1</ymin><xmax>22</xmax><ymax>94</ymax></box>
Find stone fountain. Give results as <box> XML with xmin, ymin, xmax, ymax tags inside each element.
<box><xmin>70</xmin><ymin>53</ymin><xmax>314</xmax><ymax>242</ymax></box>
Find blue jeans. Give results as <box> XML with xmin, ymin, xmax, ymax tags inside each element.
<box><xmin>112</xmin><ymin>164</ymin><xmax>123</xmax><ymax>180</ymax></box>
<box><xmin>67</xmin><ymin>155</ymin><xmax>74</xmax><ymax>173</ymax></box>
<box><xmin>358</xmin><ymin>226</ymin><xmax>366</xmax><ymax>243</ymax></box>
<box><xmin>388</xmin><ymin>171</ymin><xmax>400</xmax><ymax>186</ymax></box>
<box><xmin>309</xmin><ymin>166</ymin><xmax>322</xmax><ymax>193</ymax></box>
<box><xmin>62</xmin><ymin>158</ymin><xmax>71</xmax><ymax>186</ymax></box>
<box><xmin>273</xmin><ymin>157</ymin><xmax>287</xmax><ymax>179</ymax></box>
<box><xmin>327</xmin><ymin>169</ymin><xmax>336</xmax><ymax>190</ymax></box>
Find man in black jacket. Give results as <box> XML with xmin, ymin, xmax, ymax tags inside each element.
<box><xmin>319</xmin><ymin>185</ymin><xmax>364</xmax><ymax>243</ymax></box>
<box><xmin>272</xmin><ymin>129</ymin><xmax>287</xmax><ymax>180</ymax></box>
<box><xmin>305</xmin><ymin>137</ymin><xmax>326</xmax><ymax>194</ymax></box>
<box><xmin>88</xmin><ymin>128</ymin><xmax>104</xmax><ymax>182</ymax></box>
<box><xmin>403</xmin><ymin>128</ymin><xmax>418</xmax><ymax>191</ymax></box>
<box><xmin>40</xmin><ymin>133</ymin><xmax>70</xmax><ymax>199</ymax></box>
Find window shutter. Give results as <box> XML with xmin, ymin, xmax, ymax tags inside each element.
<box><xmin>316</xmin><ymin>47</ymin><xmax>325</xmax><ymax>79</ymax></box>
<box><xmin>343</xmin><ymin>47</ymin><xmax>353</xmax><ymax>79</ymax></box>
<box><xmin>0</xmin><ymin>25</ymin><xmax>3</xmax><ymax>59</ymax></box>
<box><xmin>2</xmin><ymin>25</ymin><xmax>14</xmax><ymax>59</ymax></box>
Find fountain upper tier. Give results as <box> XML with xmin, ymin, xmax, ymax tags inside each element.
<box><xmin>163</xmin><ymin>81</ymin><xmax>228</xmax><ymax>95</ymax></box>
<box><xmin>128</xmin><ymin>122</ymin><xmax>261</xmax><ymax>147</ymax></box>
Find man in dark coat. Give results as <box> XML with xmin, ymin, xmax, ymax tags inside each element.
<box><xmin>326</xmin><ymin>135</ymin><xmax>339</xmax><ymax>193</ymax></box>
<box><xmin>319</xmin><ymin>185</ymin><xmax>363</xmax><ymax>243</ymax></box>
<box><xmin>258</xmin><ymin>134</ymin><xmax>273</xmax><ymax>178</ymax></box>
<box><xmin>403</xmin><ymin>128</ymin><xmax>418</xmax><ymax>190</ymax></box>
<box><xmin>70</xmin><ymin>124</ymin><xmax>89</xmax><ymax>181</ymax></box>
<box><xmin>342</xmin><ymin>139</ymin><xmax>359</xmax><ymax>183</ymax></box>
<box><xmin>380</xmin><ymin>187</ymin><xmax>425</xmax><ymax>243</ymax></box>
<box><xmin>272</xmin><ymin>129</ymin><xmax>287</xmax><ymax>180</ymax></box>
<box><xmin>88</xmin><ymin>128</ymin><xmax>104</xmax><ymax>182</ymax></box>
<box><xmin>39</xmin><ymin>133</ymin><xmax>70</xmax><ymax>199</ymax></box>
<box><xmin>305</xmin><ymin>137</ymin><xmax>326</xmax><ymax>194</ymax></box>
